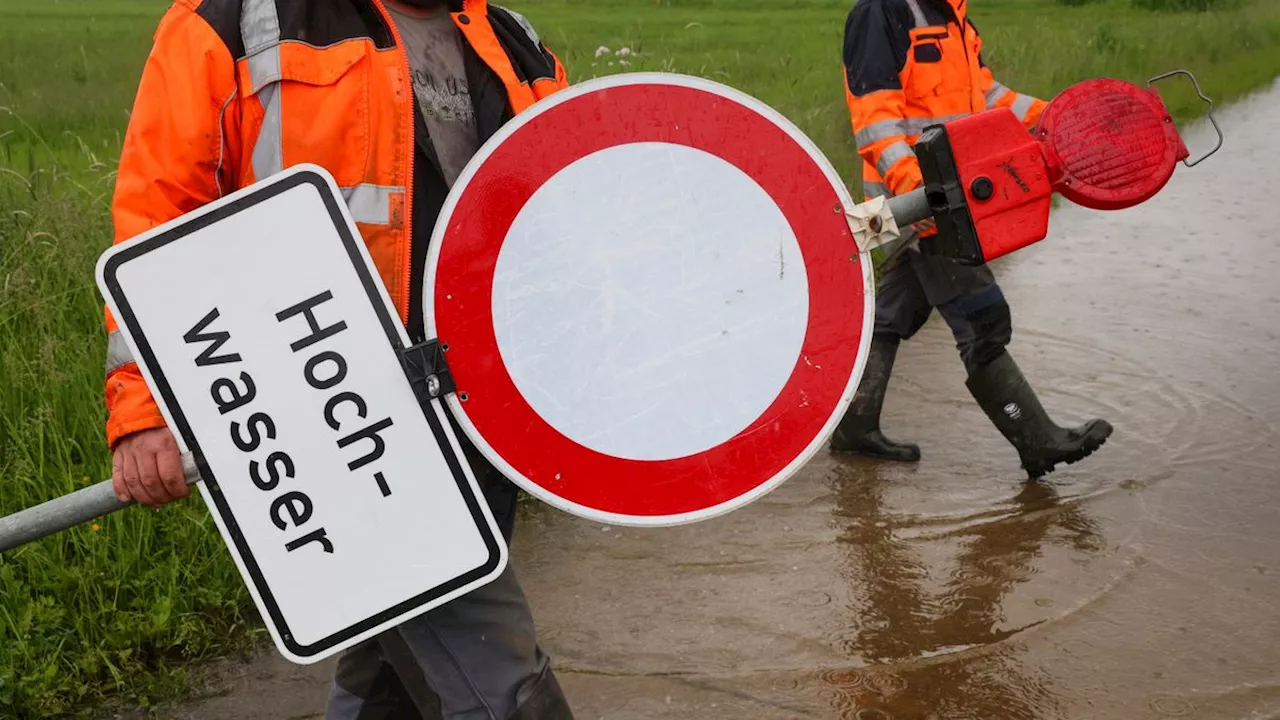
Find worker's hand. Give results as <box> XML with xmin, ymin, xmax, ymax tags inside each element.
<box><xmin>911</xmin><ymin>218</ymin><xmax>937</xmax><ymax>235</ymax></box>
<box><xmin>898</xmin><ymin>179</ymin><xmax>935</xmax><ymax>236</ymax></box>
<box><xmin>112</xmin><ymin>427</ymin><xmax>189</xmax><ymax>508</ymax></box>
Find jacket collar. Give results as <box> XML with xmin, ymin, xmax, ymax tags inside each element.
<box><xmin>924</xmin><ymin>0</ymin><xmax>967</xmax><ymax>24</ymax></box>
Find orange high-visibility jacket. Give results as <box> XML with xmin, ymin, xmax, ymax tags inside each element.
<box><xmin>103</xmin><ymin>0</ymin><xmax>568</xmax><ymax>447</ymax></box>
<box><xmin>843</xmin><ymin>0</ymin><xmax>1046</xmax><ymax>200</ymax></box>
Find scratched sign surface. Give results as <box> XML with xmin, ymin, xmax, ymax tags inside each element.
<box><xmin>97</xmin><ymin>166</ymin><xmax>505</xmax><ymax>664</ymax></box>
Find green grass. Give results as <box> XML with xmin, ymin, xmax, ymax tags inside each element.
<box><xmin>1</xmin><ymin>0</ymin><xmax>1279</xmax><ymax>716</ymax></box>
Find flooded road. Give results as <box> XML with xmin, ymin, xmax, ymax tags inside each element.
<box><xmin>124</xmin><ymin>81</ymin><xmax>1280</xmax><ymax>719</ymax></box>
<box><xmin>514</xmin><ymin>78</ymin><xmax>1280</xmax><ymax>719</ymax></box>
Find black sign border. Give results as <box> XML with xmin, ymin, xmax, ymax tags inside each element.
<box><xmin>101</xmin><ymin>169</ymin><xmax>503</xmax><ymax>659</ymax></box>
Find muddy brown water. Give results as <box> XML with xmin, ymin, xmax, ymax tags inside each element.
<box><xmin>118</xmin><ymin>81</ymin><xmax>1280</xmax><ymax>719</ymax></box>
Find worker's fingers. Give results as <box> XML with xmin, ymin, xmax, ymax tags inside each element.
<box><xmin>122</xmin><ymin>449</ymin><xmax>157</xmax><ymax>507</ymax></box>
<box><xmin>134</xmin><ymin>449</ymin><xmax>171</xmax><ymax>507</ymax></box>
<box><xmin>155</xmin><ymin>444</ymin><xmax>189</xmax><ymax>501</ymax></box>
<box><xmin>112</xmin><ymin>450</ymin><xmax>129</xmax><ymax>503</ymax></box>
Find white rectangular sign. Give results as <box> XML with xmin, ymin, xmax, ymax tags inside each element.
<box><xmin>96</xmin><ymin>165</ymin><xmax>506</xmax><ymax>664</ymax></box>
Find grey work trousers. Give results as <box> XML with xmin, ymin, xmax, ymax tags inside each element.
<box><xmin>325</xmin><ymin>427</ymin><xmax>556</xmax><ymax>720</ymax></box>
<box><xmin>874</xmin><ymin>248</ymin><xmax>1013</xmax><ymax>374</ymax></box>
<box><xmin>325</xmin><ymin>562</ymin><xmax>553</xmax><ymax>720</ymax></box>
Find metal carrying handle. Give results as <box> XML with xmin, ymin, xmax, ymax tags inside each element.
<box><xmin>0</xmin><ymin>453</ymin><xmax>202</xmax><ymax>553</ymax></box>
<box><xmin>1148</xmin><ymin>68</ymin><xmax>1224</xmax><ymax>168</ymax></box>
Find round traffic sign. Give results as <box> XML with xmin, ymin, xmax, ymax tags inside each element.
<box><xmin>424</xmin><ymin>73</ymin><xmax>872</xmax><ymax>526</ymax></box>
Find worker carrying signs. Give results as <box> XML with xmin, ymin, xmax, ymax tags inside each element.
<box><xmin>100</xmin><ymin>0</ymin><xmax>573</xmax><ymax>717</ymax></box>
<box><xmin>834</xmin><ymin>0</ymin><xmax>1114</xmax><ymax>478</ymax></box>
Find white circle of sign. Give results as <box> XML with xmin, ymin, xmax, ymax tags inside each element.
<box><xmin>492</xmin><ymin>142</ymin><xmax>810</xmax><ymax>461</ymax></box>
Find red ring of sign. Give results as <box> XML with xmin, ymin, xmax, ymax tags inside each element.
<box><xmin>431</xmin><ymin>79</ymin><xmax>866</xmax><ymax>520</ymax></box>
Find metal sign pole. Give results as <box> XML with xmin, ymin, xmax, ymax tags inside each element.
<box><xmin>0</xmin><ymin>455</ymin><xmax>201</xmax><ymax>552</ymax></box>
<box><xmin>887</xmin><ymin>187</ymin><xmax>931</xmax><ymax>228</ymax></box>
<box><xmin>0</xmin><ymin>188</ymin><xmax>930</xmax><ymax>554</ymax></box>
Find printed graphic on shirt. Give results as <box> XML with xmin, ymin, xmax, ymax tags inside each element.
<box><xmin>385</xmin><ymin>3</ymin><xmax>481</xmax><ymax>187</ymax></box>
<box><xmin>409</xmin><ymin>69</ymin><xmax>473</xmax><ymax>126</ymax></box>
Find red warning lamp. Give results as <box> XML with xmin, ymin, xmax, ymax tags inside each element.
<box><xmin>853</xmin><ymin>70</ymin><xmax>1223</xmax><ymax>265</ymax></box>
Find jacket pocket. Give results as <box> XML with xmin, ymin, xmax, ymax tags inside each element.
<box><xmin>904</xmin><ymin>27</ymin><xmax>947</xmax><ymax>96</ymax></box>
<box><xmin>238</xmin><ymin>38</ymin><xmax>372</xmax><ymax>187</ymax></box>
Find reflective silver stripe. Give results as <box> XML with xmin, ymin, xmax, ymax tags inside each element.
<box><xmin>904</xmin><ymin>0</ymin><xmax>928</xmax><ymax>27</ymax></box>
<box><xmin>862</xmin><ymin>180</ymin><xmax>890</xmax><ymax>199</ymax></box>
<box><xmin>105</xmin><ymin>331</ymin><xmax>134</xmax><ymax>375</ymax></box>
<box><xmin>986</xmin><ymin>82</ymin><xmax>1011</xmax><ymax>108</ymax></box>
<box><xmin>500</xmin><ymin>6</ymin><xmax>541</xmax><ymax>46</ymax></box>
<box><xmin>241</xmin><ymin>0</ymin><xmax>281</xmax><ymax>87</ymax></box>
<box><xmin>855</xmin><ymin>119</ymin><xmax>909</xmax><ymax>150</ymax></box>
<box><xmin>214</xmin><ymin>89</ymin><xmax>235</xmax><ymax>198</ymax></box>
<box><xmin>856</xmin><ymin>115</ymin><xmax>967</xmax><ymax>150</ymax></box>
<box><xmin>876</xmin><ymin>141</ymin><xmax>915</xmax><ymax>177</ymax></box>
<box><xmin>253</xmin><ymin>84</ymin><xmax>284</xmax><ymax>179</ymax></box>
<box><xmin>1011</xmin><ymin>94</ymin><xmax>1036</xmax><ymax>122</ymax></box>
<box><xmin>246</xmin><ymin>49</ymin><xmax>282</xmax><ymax>94</ymax></box>
<box><xmin>242</xmin><ymin>0</ymin><xmax>284</xmax><ymax>179</ymax></box>
<box><xmin>341</xmin><ymin>184</ymin><xmax>402</xmax><ymax>225</ymax></box>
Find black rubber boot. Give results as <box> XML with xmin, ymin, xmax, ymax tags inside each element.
<box><xmin>830</xmin><ymin>334</ymin><xmax>921</xmax><ymax>462</ymax></box>
<box><xmin>966</xmin><ymin>351</ymin><xmax>1113</xmax><ymax>479</ymax></box>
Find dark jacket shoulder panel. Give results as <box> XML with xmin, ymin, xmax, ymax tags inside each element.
<box><xmin>488</xmin><ymin>5</ymin><xmax>560</xmax><ymax>83</ymax></box>
<box><xmin>191</xmin><ymin>0</ymin><xmax>245</xmax><ymax>58</ymax></box>
<box><xmin>843</xmin><ymin>0</ymin><xmax>914</xmax><ymax>96</ymax></box>
<box><xmin>190</xmin><ymin>0</ymin><xmax>396</xmax><ymax>61</ymax></box>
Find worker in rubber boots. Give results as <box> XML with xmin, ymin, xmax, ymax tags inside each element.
<box><xmin>102</xmin><ymin>0</ymin><xmax>574</xmax><ymax>717</ymax></box>
<box><xmin>832</xmin><ymin>0</ymin><xmax>1113</xmax><ymax>479</ymax></box>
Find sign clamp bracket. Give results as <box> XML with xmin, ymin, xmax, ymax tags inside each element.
<box><xmin>914</xmin><ymin>124</ymin><xmax>986</xmax><ymax>266</ymax></box>
<box><xmin>401</xmin><ymin>339</ymin><xmax>455</xmax><ymax>401</ymax></box>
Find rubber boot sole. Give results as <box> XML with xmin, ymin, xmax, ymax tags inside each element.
<box><xmin>830</xmin><ymin>443</ymin><xmax>922</xmax><ymax>463</ymax></box>
<box><xmin>830</xmin><ymin>431</ymin><xmax>921</xmax><ymax>462</ymax></box>
<box><xmin>1021</xmin><ymin>419</ymin><xmax>1114</xmax><ymax>479</ymax></box>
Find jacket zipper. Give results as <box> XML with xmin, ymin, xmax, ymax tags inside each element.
<box><xmin>369</xmin><ymin>0</ymin><xmax>417</xmax><ymax>328</ymax></box>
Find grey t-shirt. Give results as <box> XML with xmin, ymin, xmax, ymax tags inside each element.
<box><xmin>385</xmin><ymin>2</ymin><xmax>480</xmax><ymax>187</ymax></box>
